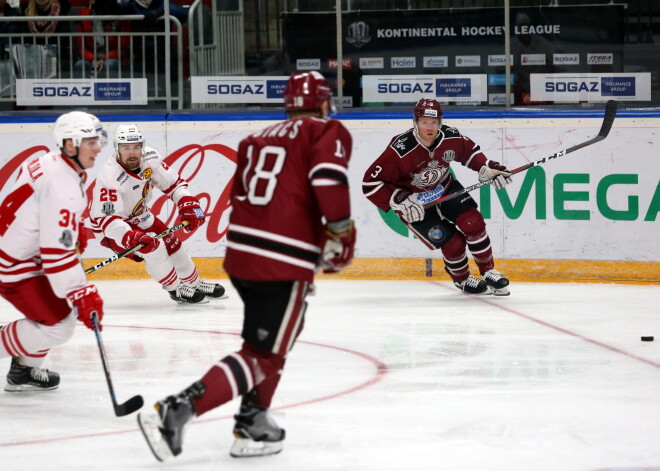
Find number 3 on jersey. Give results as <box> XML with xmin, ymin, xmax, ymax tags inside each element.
<box><xmin>242</xmin><ymin>145</ymin><xmax>287</xmax><ymax>205</ymax></box>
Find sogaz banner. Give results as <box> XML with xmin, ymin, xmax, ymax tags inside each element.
<box><xmin>191</xmin><ymin>76</ymin><xmax>288</xmax><ymax>104</ymax></box>
<box><xmin>16</xmin><ymin>79</ymin><xmax>147</xmax><ymax>106</ymax></box>
<box><xmin>530</xmin><ymin>73</ymin><xmax>652</xmax><ymax>102</ymax></box>
<box><xmin>362</xmin><ymin>75</ymin><xmax>487</xmax><ymax>103</ymax></box>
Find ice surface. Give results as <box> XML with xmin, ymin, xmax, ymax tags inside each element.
<box><xmin>1</xmin><ymin>279</ymin><xmax>658</xmax><ymax>471</ymax></box>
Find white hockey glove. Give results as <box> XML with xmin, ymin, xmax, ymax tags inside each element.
<box><xmin>478</xmin><ymin>161</ymin><xmax>513</xmax><ymax>190</ymax></box>
<box><xmin>390</xmin><ymin>189</ymin><xmax>425</xmax><ymax>223</ymax></box>
<box><xmin>8</xmin><ymin>0</ymin><xmax>19</xmax><ymax>8</ymax></box>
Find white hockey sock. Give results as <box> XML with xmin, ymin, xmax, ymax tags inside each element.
<box><xmin>0</xmin><ymin>313</ymin><xmax>76</xmax><ymax>367</ymax></box>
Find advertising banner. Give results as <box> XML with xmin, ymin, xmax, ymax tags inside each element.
<box><xmin>282</xmin><ymin>6</ymin><xmax>624</xmax><ymax>106</ymax></box>
<box><xmin>191</xmin><ymin>76</ymin><xmax>289</xmax><ymax>104</ymax></box>
<box><xmin>530</xmin><ymin>73</ymin><xmax>652</xmax><ymax>102</ymax></box>
<box><xmin>362</xmin><ymin>75</ymin><xmax>487</xmax><ymax>103</ymax></box>
<box><xmin>0</xmin><ymin>117</ymin><xmax>657</xmax><ymax>262</ymax></box>
<box><xmin>16</xmin><ymin>79</ymin><xmax>148</xmax><ymax>106</ymax></box>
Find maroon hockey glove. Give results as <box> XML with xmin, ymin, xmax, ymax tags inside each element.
<box><xmin>321</xmin><ymin>219</ymin><xmax>356</xmax><ymax>273</ymax></box>
<box><xmin>122</xmin><ymin>230</ymin><xmax>159</xmax><ymax>254</ymax></box>
<box><xmin>67</xmin><ymin>285</ymin><xmax>104</xmax><ymax>331</ymax></box>
<box><xmin>478</xmin><ymin>161</ymin><xmax>512</xmax><ymax>190</ymax></box>
<box><xmin>177</xmin><ymin>196</ymin><xmax>206</xmax><ymax>233</ymax></box>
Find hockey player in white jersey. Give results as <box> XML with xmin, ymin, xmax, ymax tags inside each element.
<box><xmin>89</xmin><ymin>124</ymin><xmax>225</xmax><ymax>303</ymax></box>
<box><xmin>0</xmin><ymin>111</ymin><xmax>106</xmax><ymax>391</ymax></box>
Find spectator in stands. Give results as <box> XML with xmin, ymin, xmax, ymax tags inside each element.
<box><xmin>0</xmin><ymin>0</ymin><xmax>21</xmax><ymax>60</ymax></box>
<box><xmin>116</xmin><ymin>0</ymin><xmax>188</xmax><ymax>27</ymax></box>
<box><xmin>73</xmin><ymin>0</ymin><xmax>130</xmax><ymax>78</ymax></box>
<box><xmin>19</xmin><ymin>0</ymin><xmax>72</xmax><ymax>34</ymax></box>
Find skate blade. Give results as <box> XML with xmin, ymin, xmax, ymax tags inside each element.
<box><xmin>137</xmin><ymin>409</ymin><xmax>174</xmax><ymax>462</ymax></box>
<box><xmin>229</xmin><ymin>437</ymin><xmax>284</xmax><ymax>458</ymax></box>
<box><xmin>4</xmin><ymin>382</ymin><xmax>59</xmax><ymax>392</ymax></box>
<box><xmin>489</xmin><ymin>287</ymin><xmax>511</xmax><ymax>296</ymax></box>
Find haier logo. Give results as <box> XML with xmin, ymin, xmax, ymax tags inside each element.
<box><xmin>553</xmin><ymin>54</ymin><xmax>579</xmax><ymax>65</ymax></box>
<box><xmin>521</xmin><ymin>54</ymin><xmax>546</xmax><ymax>65</ymax></box>
<box><xmin>488</xmin><ymin>55</ymin><xmax>514</xmax><ymax>66</ymax></box>
<box><xmin>587</xmin><ymin>53</ymin><xmax>613</xmax><ymax>65</ymax></box>
<box><xmin>296</xmin><ymin>59</ymin><xmax>320</xmax><ymax>70</ymax></box>
<box><xmin>423</xmin><ymin>56</ymin><xmax>448</xmax><ymax>68</ymax></box>
<box><xmin>391</xmin><ymin>57</ymin><xmax>416</xmax><ymax>68</ymax></box>
<box><xmin>455</xmin><ymin>56</ymin><xmax>481</xmax><ymax>67</ymax></box>
<box><xmin>207</xmin><ymin>83</ymin><xmax>265</xmax><ymax>95</ymax></box>
<box><xmin>359</xmin><ymin>57</ymin><xmax>384</xmax><ymax>69</ymax></box>
<box><xmin>33</xmin><ymin>86</ymin><xmax>91</xmax><ymax>97</ymax></box>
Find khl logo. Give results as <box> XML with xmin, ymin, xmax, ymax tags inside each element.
<box><xmin>346</xmin><ymin>21</ymin><xmax>371</xmax><ymax>48</ymax></box>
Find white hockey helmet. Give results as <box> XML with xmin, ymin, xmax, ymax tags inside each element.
<box><xmin>113</xmin><ymin>123</ymin><xmax>145</xmax><ymax>154</ymax></box>
<box><xmin>53</xmin><ymin>111</ymin><xmax>107</xmax><ymax>150</ymax></box>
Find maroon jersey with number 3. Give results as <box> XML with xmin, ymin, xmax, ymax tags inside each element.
<box><xmin>224</xmin><ymin>116</ymin><xmax>352</xmax><ymax>283</ymax></box>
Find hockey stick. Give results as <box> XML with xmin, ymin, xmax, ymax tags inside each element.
<box><xmin>421</xmin><ymin>100</ymin><xmax>618</xmax><ymax>208</ymax></box>
<box><xmin>91</xmin><ymin>312</ymin><xmax>144</xmax><ymax>417</ymax></box>
<box><xmin>84</xmin><ymin>221</ymin><xmax>189</xmax><ymax>275</ymax></box>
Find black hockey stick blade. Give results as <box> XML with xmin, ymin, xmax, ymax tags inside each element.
<box><xmin>114</xmin><ymin>394</ymin><xmax>144</xmax><ymax>417</ymax></box>
<box><xmin>91</xmin><ymin>313</ymin><xmax>144</xmax><ymax>417</ymax></box>
<box><xmin>598</xmin><ymin>100</ymin><xmax>618</xmax><ymax>138</ymax></box>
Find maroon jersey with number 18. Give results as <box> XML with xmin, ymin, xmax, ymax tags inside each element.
<box><xmin>224</xmin><ymin>116</ymin><xmax>352</xmax><ymax>283</ymax></box>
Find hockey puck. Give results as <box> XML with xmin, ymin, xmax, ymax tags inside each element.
<box><xmin>641</xmin><ymin>336</ymin><xmax>654</xmax><ymax>342</ymax></box>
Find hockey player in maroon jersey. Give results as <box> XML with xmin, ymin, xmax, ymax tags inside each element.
<box><xmin>0</xmin><ymin>111</ymin><xmax>106</xmax><ymax>391</ymax></box>
<box><xmin>137</xmin><ymin>71</ymin><xmax>356</xmax><ymax>461</ymax></box>
<box><xmin>363</xmin><ymin>98</ymin><xmax>512</xmax><ymax>295</ymax></box>
<box><xmin>89</xmin><ymin>124</ymin><xmax>225</xmax><ymax>304</ymax></box>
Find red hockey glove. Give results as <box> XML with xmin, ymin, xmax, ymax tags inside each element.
<box><xmin>478</xmin><ymin>161</ymin><xmax>512</xmax><ymax>190</ymax></box>
<box><xmin>67</xmin><ymin>285</ymin><xmax>104</xmax><ymax>331</ymax></box>
<box><xmin>122</xmin><ymin>230</ymin><xmax>159</xmax><ymax>254</ymax></box>
<box><xmin>321</xmin><ymin>219</ymin><xmax>356</xmax><ymax>273</ymax></box>
<box><xmin>177</xmin><ymin>196</ymin><xmax>206</xmax><ymax>233</ymax></box>
<box><xmin>76</xmin><ymin>221</ymin><xmax>89</xmax><ymax>254</ymax></box>
<box><xmin>390</xmin><ymin>189</ymin><xmax>425</xmax><ymax>223</ymax></box>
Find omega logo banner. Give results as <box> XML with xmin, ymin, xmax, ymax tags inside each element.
<box><xmin>530</xmin><ymin>73</ymin><xmax>652</xmax><ymax>102</ymax></box>
<box><xmin>191</xmin><ymin>76</ymin><xmax>289</xmax><ymax>104</ymax></box>
<box><xmin>363</xmin><ymin>75</ymin><xmax>487</xmax><ymax>103</ymax></box>
<box><xmin>16</xmin><ymin>79</ymin><xmax>147</xmax><ymax>106</ymax></box>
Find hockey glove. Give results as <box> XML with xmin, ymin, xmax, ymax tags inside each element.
<box><xmin>390</xmin><ymin>189</ymin><xmax>425</xmax><ymax>223</ymax></box>
<box><xmin>321</xmin><ymin>219</ymin><xmax>356</xmax><ymax>273</ymax></box>
<box><xmin>67</xmin><ymin>285</ymin><xmax>104</xmax><ymax>331</ymax></box>
<box><xmin>76</xmin><ymin>221</ymin><xmax>89</xmax><ymax>254</ymax></box>
<box><xmin>177</xmin><ymin>196</ymin><xmax>206</xmax><ymax>233</ymax></box>
<box><xmin>122</xmin><ymin>230</ymin><xmax>159</xmax><ymax>254</ymax></box>
<box><xmin>478</xmin><ymin>161</ymin><xmax>512</xmax><ymax>190</ymax></box>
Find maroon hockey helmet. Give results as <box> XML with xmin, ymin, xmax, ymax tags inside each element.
<box><xmin>284</xmin><ymin>71</ymin><xmax>332</xmax><ymax>112</ymax></box>
<box><xmin>413</xmin><ymin>98</ymin><xmax>443</xmax><ymax>120</ymax></box>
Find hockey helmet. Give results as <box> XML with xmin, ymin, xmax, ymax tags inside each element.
<box><xmin>284</xmin><ymin>71</ymin><xmax>332</xmax><ymax>113</ymax></box>
<box><xmin>53</xmin><ymin>111</ymin><xmax>107</xmax><ymax>149</ymax></box>
<box><xmin>413</xmin><ymin>98</ymin><xmax>443</xmax><ymax>121</ymax></box>
<box><xmin>113</xmin><ymin>123</ymin><xmax>145</xmax><ymax>154</ymax></box>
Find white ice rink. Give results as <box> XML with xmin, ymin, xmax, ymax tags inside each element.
<box><xmin>1</xmin><ymin>279</ymin><xmax>659</xmax><ymax>471</ymax></box>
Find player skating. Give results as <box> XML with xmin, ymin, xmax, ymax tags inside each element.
<box><xmin>363</xmin><ymin>98</ymin><xmax>511</xmax><ymax>295</ymax></box>
<box><xmin>89</xmin><ymin>124</ymin><xmax>225</xmax><ymax>304</ymax></box>
<box><xmin>137</xmin><ymin>71</ymin><xmax>356</xmax><ymax>460</ymax></box>
<box><xmin>0</xmin><ymin>111</ymin><xmax>106</xmax><ymax>391</ymax></box>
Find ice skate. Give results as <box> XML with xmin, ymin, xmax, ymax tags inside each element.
<box><xmin>138</xmin><ymin>394</ymin><xmax>195</xmax><ymax>462</ymax></box>
<box><xmin>453</xmin><ymin>275</ymin><xmax>490</xmax><ymax>295</ymax></box>
<box><xmin>4</xmin><ymin>357</ymin><xmax>60</xmax><ymax>392</ymax></box>
<box><xmin>195</xmin><ymin>279</ymin><xmax>227</xmax><ymax>299</ymax></box>
<box><xmin>230</xmin><ymin>399</ymin><xmax>285</xmax><ymax>458</ymax></box>
<box><xmin>481</xmin><ymin>269</ymin><xmax>510</xmax><ymax>296</ymax></box>
<box><xmin>167</xmin><ymin>283</ymin><xmax>208</xmax><ymax>304</ymax></box>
